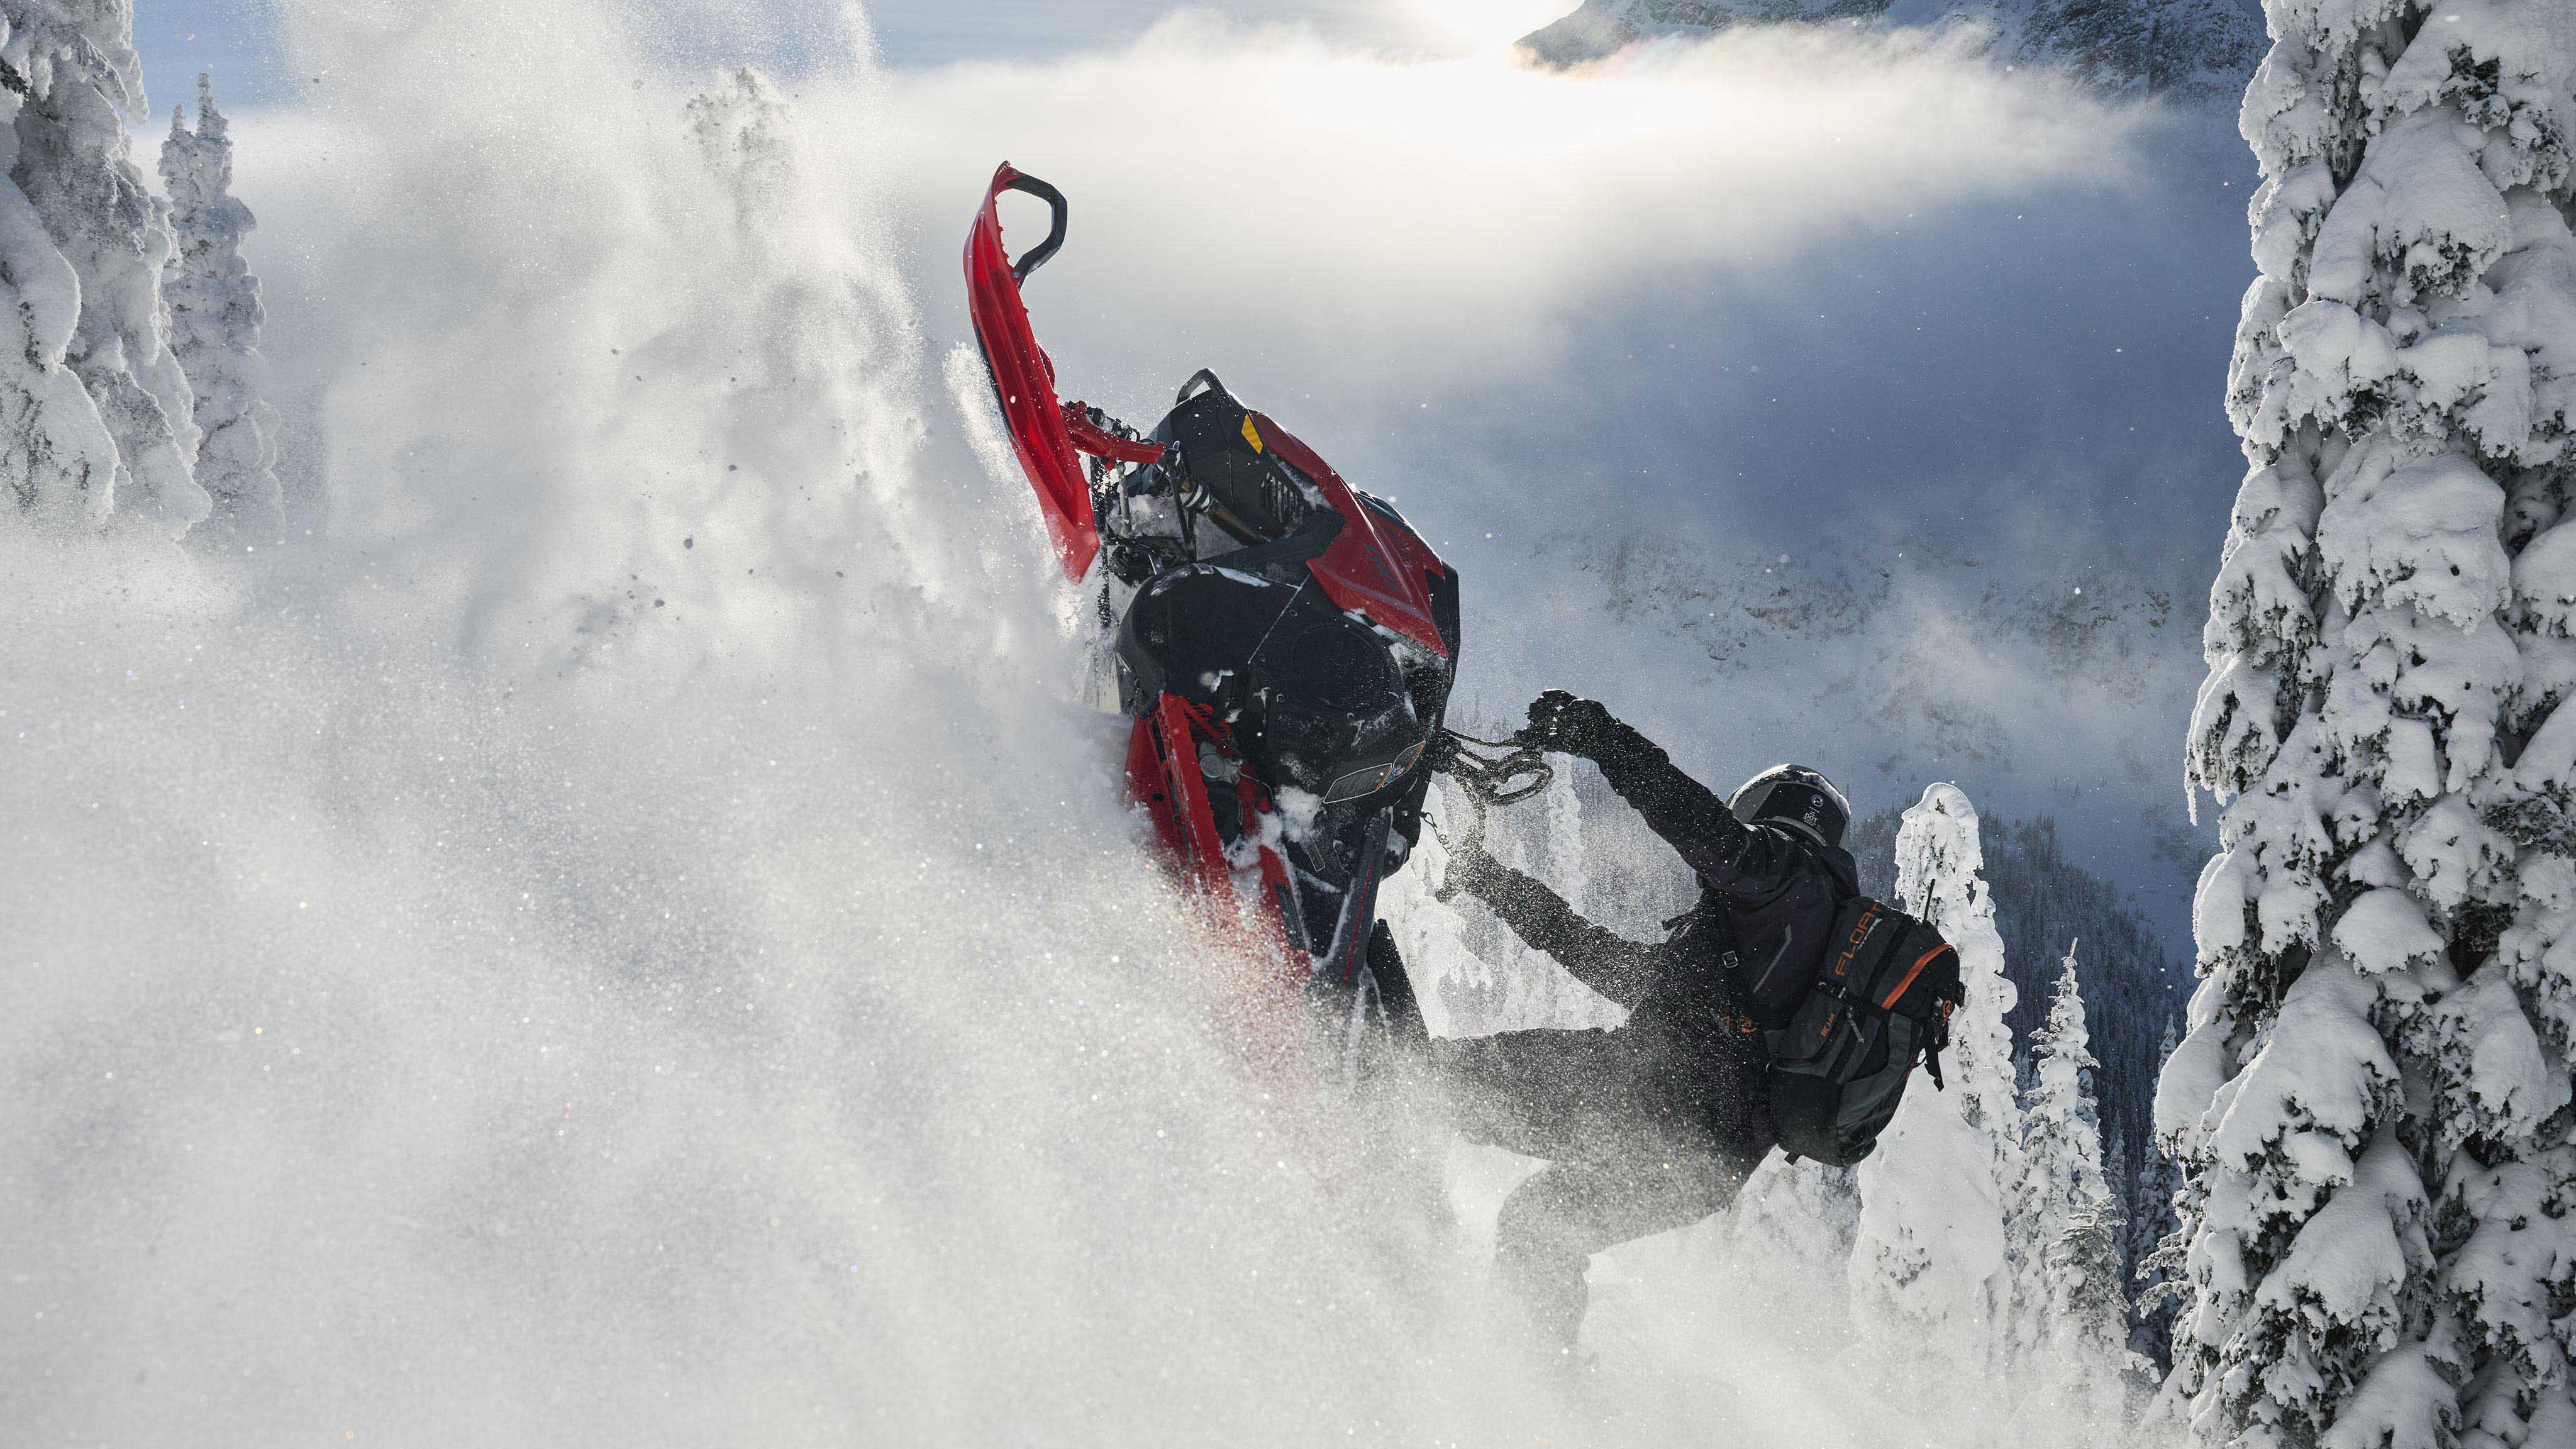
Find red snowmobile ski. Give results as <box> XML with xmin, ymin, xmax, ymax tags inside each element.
<box><xmin>964</xmin><ymin>162</ymin><xmax>1458</xmax><ymax>1058</ymax></box>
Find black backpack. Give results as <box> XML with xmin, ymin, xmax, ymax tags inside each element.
<box><xmin>1743</xmin><ymin>896</ymin><xmax>1963</xmax><ymax>1167</ymax></box>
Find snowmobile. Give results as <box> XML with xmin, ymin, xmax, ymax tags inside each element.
<box><xmin>963</xmin><ymin>162</ymin><xmax>1480</xmax><ymax>1077</ymax></box>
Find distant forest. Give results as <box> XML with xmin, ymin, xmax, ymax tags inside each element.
<box><xmin>1850</xmin><ymin>808</ymin><xmax>2189</xmax><ymax>1301</ymax></box>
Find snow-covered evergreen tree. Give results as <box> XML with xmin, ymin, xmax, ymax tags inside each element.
<box><xmin>1718</xmin><ymin>1153</ymin><xmax>1863</xmax><ymax>1287</ymax></box>
<box><xmin>1848</xmin><ymin>807</ymin><xmax>2188</xmax><ymax>1238</ymax></box>
<box><xmin>2042</xmin><ymin>1201</ymin><xmax>2136</xmax><ymax>1417</ymax></box>
<box><xmin>161</xmin><ymin>73</ymin><xmax>280</xmax><ymax>545</ymax></box>
<box><xmin>1403</xmin><ymin>752</ymin><xmax>1633</xmax><ymax>1037</ymax></box>
<box><xmin>0</xmin><ymin>1</ymin><xmax>203</xmax><ymax>535</ymax></box>
<box><xmin>2105</xmin><ymin>1118</ymin><xmax>2137</xmax><ymax>1267</ymax></box>
<box><xmin>2129</xmin><ymin>1019</ymin><xmax>2187</xmax><ymax>1371</ymax></box>
<box><xmin>1852</xmin><ymin>784</ymin><xmax>2029</xmax><ymax>1362</ymax></box>
<box><xmin>2026</xmin><ymin>945</ymin><xmax>2116</xmax><ymax>1270</ymax></box>
<box><xmin>2172</xmin><ymin>1</ymin><xmax>2576</xmax><ymax>1443</ymax></box>
<box><xmin>2024</xmin><ymin>944</ymin><xmax>2129</xmax><ymax>1406</ymax></box>
<box><xmin>1541</xmin><ymin>757</ymin><xmax>1586</xmax><ymax>913</ymax></box>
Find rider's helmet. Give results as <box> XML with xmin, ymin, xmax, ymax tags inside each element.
<box><xmin>1729</xmin><ymin>765</ymin><xmax>1851</xmax><ymax>850</ymax></box>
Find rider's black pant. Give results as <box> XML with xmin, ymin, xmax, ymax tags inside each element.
<box><xmin>1432</xmin><ymin>1026</ymin><xmax>1773</xmax><ymax>1348</ymax></box>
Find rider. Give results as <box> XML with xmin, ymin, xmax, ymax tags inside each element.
<box><xmin>1426</xmin><ymin>691</ymin><xmax>1857</xmax><ymax>1350</ymax></box>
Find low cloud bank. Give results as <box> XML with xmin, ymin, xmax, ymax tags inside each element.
<box><xmin>857</xmin><ymin>15</ymin><xmax>2141</xmax><ymax>388</ymax></box>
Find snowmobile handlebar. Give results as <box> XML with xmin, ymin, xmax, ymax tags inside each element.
<box><xmin>1175</xmin><ymin>368</ymin><xmax>1226</xmax><ymax>407</ymax></box>
<box><xmin>999</xmin><ymin>171</ymin><xmax>1069</xmax><ymax>281</ymax></box>
<box><xmin>1433</xmin><ymin>729</ymin><xmax>1555</xmax><ymax>808</ymax></box>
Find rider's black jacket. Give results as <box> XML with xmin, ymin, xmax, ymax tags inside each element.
<box><xmin>1449</xmin><ymin>710</ymin><xmax>1859</xmax><ymax>1112</ymax></box>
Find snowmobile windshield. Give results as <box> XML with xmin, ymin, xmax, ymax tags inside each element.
<box><xmin>1155</xmin><ymin>380</ymin><xmax>1323</xmax><ymax>547</ymax></box>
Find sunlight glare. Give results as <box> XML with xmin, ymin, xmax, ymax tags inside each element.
<box><xmin>1401</xmin><ymin>0</ymin><xmax>1580</xmax><ymax>52</ymax></box>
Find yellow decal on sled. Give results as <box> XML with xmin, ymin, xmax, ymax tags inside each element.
<box><xmin>1241</xmin><ymin>415</ymin><xmax>1264</xmax><ymax>453</ymax></box>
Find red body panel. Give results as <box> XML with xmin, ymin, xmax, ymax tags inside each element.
<box><xmin>1064</xmin><ymin>405</ymin><xmax>1164</xmax><ymax>466</ymax></box>
<box><xmin>1124</xmin><ymin>698</ymin><xmax>1228</xmax><ymax>897</ymax></box>
<box><xmin>1251</xmin><ymin>414</ymin><xmax>1450</xmax><ymax>658</ymax></box>
<box><xmin>1125</xmin><ymin>694</ymin><xmax>1311</xmax><ymax>993</ymax></box>
<box><xmin>964</xmin><ymin>164</ymin><xmax>1098</xmax><ymax>580</ymax></box>
<box><xmin>1156</xmin><ymin>697</ymin><xmax>1233</xmax><ymax>898</ymax></box>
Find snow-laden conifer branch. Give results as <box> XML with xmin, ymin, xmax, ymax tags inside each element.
<box><xmin>2167</xmin><ymin>1</ymin><xmax>2576</xmax><ymax>1443</ymax></box>
<box><xmin>162</xmin><ymin>72</ymin><xmax>282</xmax><ymax>545</ymax></box>
<box><xmin>2024</xmin><ymin>945</ymin><xmax>2132</xmax><ymax>1419</ymax></box>
<box><xmin>0</xmin><ymin>1</ymin><xmax>203</xmax><ymax>533</ymax></box>
<box><xmin>1853</xmin><ymin>785</ymin><xmax>2031</xmax><ymax>1365</ymax></box>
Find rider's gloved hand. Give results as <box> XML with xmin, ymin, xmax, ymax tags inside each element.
<box><xmin>1104</xmin><ymin>541</ymin><xmax>1158</xmax><ymax>585</ymax></box>
<box><xmin>1521</xmin><ymin>690</ymin><xmax>1613</xmax><ymax>757</ymax></box>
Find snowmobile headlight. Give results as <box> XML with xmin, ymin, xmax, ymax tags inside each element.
<box><xmin>1322</xmin><ymin>763</ymin><xmax>1393</xmax><ymax>805</ymax></box>
<box><xmin>1319</xmin><ymin>741</ymin><xmax>1424</xmax><ymax>806</ymax></box>
<box><xmin>1388</xmin><ymin>740</ymin><xmax>1423</xmax><ymax>782</ymax></box>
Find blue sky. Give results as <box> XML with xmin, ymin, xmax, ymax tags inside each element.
<box><xmin>135</xmin><ymin>0</ymin><xmax>1572</xmax><ymax>112</ymax></box>
<box><xmin>136</xmin><ymin>0</ymin><xmax>275</xmax><ymax>113</ymax></box>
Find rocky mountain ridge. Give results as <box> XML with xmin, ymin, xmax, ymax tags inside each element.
<box><xmin>1518</xmin><ymin>0</ymin><xmax>2266</xmax><ymax>97</ymax></box>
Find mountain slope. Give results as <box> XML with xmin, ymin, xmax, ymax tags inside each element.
<box><xmin>1457</xmin><ymin>530</ymin><xmax>2214</xmax><ymax>942</ymax></box>
<box><xmin>1518</xmin><ymin>0</ymin><xmax>2265</xmax><ymax>96</ymax></box>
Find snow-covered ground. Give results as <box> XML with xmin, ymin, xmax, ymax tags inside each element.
<box><xmin>5</xmin><ymin>3</ymin><xmax>2198</xmax><ymax>1442</ymax></box>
